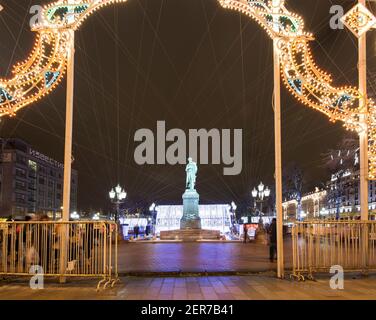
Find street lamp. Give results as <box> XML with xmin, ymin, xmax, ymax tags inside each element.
<box><xmin>149</xmin><ymin>202</ymin><xmax>158</xmax><ymax>235</ymax></box>
<box><xmin>230</xmin><ymin>201</ymin><xmax>237</xmax><ymax>227</ymax></box>
<box><xmin>252</xmin><ymin>182</ymin><xmax>271</xmax><ymax>218</ymax></box>
<box><xmin>252</xmin><ymin>188</ymin><xmax>258</xmax><ymax>198</ymax></box>
<box><xmin>149</xmin><ymin>202</ymin><xmax>156</xmax><ymax>212</ymax></box>
<box><xmin>70</xmin><ymin>211</ymin><xmax>79</xmax><ymax>220</ymax></box>
<box><xmin>252</xmin><ymin>182</ymin><xmax>271</xmax><ymax>244</ymax></box>
<box><xmin>109</xmin><ymin>184</ymin><xmax>127</xmax><ymax>223</ymax></box>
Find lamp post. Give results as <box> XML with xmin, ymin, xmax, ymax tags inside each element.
<box><xmin>251</xmin><ymin>182</ymin><xmax>271</xmax><ymax>220</ymax></box>
<box><xmin>252</xmin><ymin>182</ymin><xmax>271</xmax><ymax>245</ymax></box>
<box><xmin>109</xmin><ymin>184</ymin><xmax>127</xmax><ymax>224</ymax></box>
<box><xmin>149</xmin><ymin>202</ymin><xmax>158</xmax><ymax>235</ymax></box>
<box><xmin>230</xmin><ymin>201</ymin><xmax>237</xmax><ymax>231</ymax></box>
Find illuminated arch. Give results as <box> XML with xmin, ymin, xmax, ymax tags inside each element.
<box><xmin>0</xmin><ymin>0</ymin><xmax>375</xmax><ymax>178</ymax></box>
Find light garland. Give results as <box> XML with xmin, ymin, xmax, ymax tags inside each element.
<box><xmin>0</xmin><ymin>30</ymin><xmax>69</xmax><ymax>116</ymax></box>
<box><xmin>0</xmin><ymin>0</ymin><xmax>375</xmax><ymax>178</ymax></box>
<box><xmin>341</xmin><ymin>3</ymin><xmax>376</xmax><ymax>38</ymax></box>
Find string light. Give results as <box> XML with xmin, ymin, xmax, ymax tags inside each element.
<box><xmin>341</xmin><ymin>3</ymin><xmax>376</xmax><ymax>38</ymax></box>
<box><xmin>0</xmin><ymin>0</ymin><xmax>375</xmax><ymax>178</ymax></box>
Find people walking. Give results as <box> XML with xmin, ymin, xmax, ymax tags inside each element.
<box><xmin>243</xmin><ymin>224</ymin><xmax>248</xmax><ymax>243</ymax></box>
<box><xmin>145</xmin><ymin>224</ymin><xmax>151</xmax><ymax>237</ymax></box>
<box><xmin>268</xmin><ymin>218</ymin><xmax>277</xmax><ymax>262</ymax></box>
<box><xmin>134</xmin><ymin>225</ymin><xmax>140</xmax><ymax>239</ymax></box>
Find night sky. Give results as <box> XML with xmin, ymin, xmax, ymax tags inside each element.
<box><xmin>1</xmin><ymin>0</ymin><xmax>376</xmax><ymax>213</ymax></box>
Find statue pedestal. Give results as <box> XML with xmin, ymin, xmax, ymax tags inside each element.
<box><xmin>160</xmin><ymin>229</ymin><xmax>221</xmax><ymax>241</ymax></box>
<box><xmin>180</xmin><ymin>189</ymin><xmax>201</xmax><ymax>229</ymax></box>
<box><xmin>160</xmin><ymin>188</ymin><xmax>220</xmax><ymax>241</ymax></box>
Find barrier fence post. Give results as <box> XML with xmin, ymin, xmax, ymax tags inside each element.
<box><xmin>292</xmin><ymin>225</ymin><xmax>297</xmax><ymax>277</ymax></box>
<box><xmin>362</xmin><ymin>223</ymin><xmax>369</xmax><ymax>274</ymax></box>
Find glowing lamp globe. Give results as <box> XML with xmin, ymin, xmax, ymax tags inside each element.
<box><xmin>252</xmin><ymin>188</ymin><xmax>258</xmax><ymax>198</ymax></box>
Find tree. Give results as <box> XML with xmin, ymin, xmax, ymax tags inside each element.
<box><xmin>283</xmin><ymin>163</ymin><xmax>304</xmax><ymax>221</ymax></box>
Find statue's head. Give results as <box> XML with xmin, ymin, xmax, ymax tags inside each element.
<box><xmin>188</xmin><ymin>157</ymin><xmax>193</xmax><ymax>163</ymax></box>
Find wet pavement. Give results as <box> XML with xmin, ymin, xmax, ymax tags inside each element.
<box><xmin>1</xmin><ymin>273</ymin><xmax>375</xmax><ymax>300</ymax></box>
<box><xmin>118</xmin><ymin>238</ymin><xmax>293</xmax><ymax>274</ymax></box>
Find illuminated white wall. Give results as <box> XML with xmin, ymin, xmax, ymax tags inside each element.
<box><xmin>199</xmin><ymin>204</ymin><xmax>231</xmax><ymax>233</ymax></box>
<box><xmin>119</xmin><ymin>218</ymin><xmax>148</xmax><ymax>228</ymax></box>
<box><xmin>156</xmin><ymin>204</ymin><xmax>232</xmax><ymax>234</ymax></box>
<box><xmin>156</xmin><ymin>205</ymin><xmax>183</xmax><ymax>233</ymax></box>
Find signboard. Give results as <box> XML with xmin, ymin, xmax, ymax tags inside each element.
<box><xmin>29</xmin><ymin>149</ymin><xmax>64</xmax><ymax>169</ymax></box>
<box><xmin>251</xmin><ymin>216</ymin><xmax>274</xmax><ymax>225</ymax></box>
<box><xmin>246</xmin><ymin>224</ymin><xmax>258</xmax><ymax>238</ymax></box>
<box><xmin>240</xmin><ymin>223</ymin><xmax>258</xmax><ymax>237</ymax></box>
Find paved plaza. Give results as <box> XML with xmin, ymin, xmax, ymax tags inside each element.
<box><xmin>2</xmin><ymin>237</ymin><xmax>375</xmax><ymax>301</ymax></box>
<box><xmin>1</xmin><ymin>274</ymin><xmax>376</xmax><ymax>300</ymax></box>
<box><xmin>118</xmin><ymin>239</ymin><xmax>293</xmax><ymax>274</ymax></box>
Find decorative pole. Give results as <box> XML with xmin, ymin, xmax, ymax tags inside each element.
<box><xmin>62</xmin><ymin>29</ymin><xmax>75</xmax><ymax>222</ymax></box>
<box><xmin>358</xmin><ymin>0</ymin><xmax>369</xmax><ymax>221</ymax></box>
<box><xmin>341</xmin><ymin>0</ymin><xmax>376</xmax><ymax>272</ymax></box>
<box><xmin>272</xmin><ymin>0</ymin><xmax>284</xmax><ymax>279</ymax></box>
<box><xmin>358</xmin><ymin>0</ymin><xmax>369</xmax><ymax>271</ymax></box>
<box><xmin>342</xmin><ymin>1</ymin><xmax>374</xmax><ymax>221</ymax></box>
<box><xmin>60</xmin><ymin>28</ymin><xmax>75</xmax><ymax>283</ymax></box>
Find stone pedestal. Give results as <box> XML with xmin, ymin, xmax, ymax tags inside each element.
<box><xmin>160</xmin><ymin>229</ymin><xmax>221</xmax><ymax>241</ymax></box>
<box><xmin>180</xmin><ymin>189</ymin><xmax>201</xmax><ymax>229</ymax></box>
<box><xmin>159</xmin><ymin>188</ymin><xmax>221</xmax><ymax>241</ymax></box>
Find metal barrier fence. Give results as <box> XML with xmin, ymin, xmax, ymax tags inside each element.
<box><xmin>0</xmin><ymin>221</ymin><xmax>118</xmax><ymax>290</ymax></box>
<box><xmin>292</xmin><ymin>221</ymin><xmax>376</xmax><ymax>280</ymax></box>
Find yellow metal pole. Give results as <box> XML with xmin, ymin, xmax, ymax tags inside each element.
<box><xmin>60</xmin><ymin>29</ymin><xmax>75</xmax><ymax>283</ymax></box>
<box><xmin>62</xmin><ymin>30</ymin><xmax>75</xmax><ymax>221</ymax></box>
<box><xmin>272</xmin><ymin>0</ymin><xmax>284</xmax><ymax>279</ymax></box>
<box><xmin>358</xmin><ymin>1</ymin><xmax>369</xmax><ymax>271</ymax></box>
<box><xmin>274</xmin><ymin>38</ymin><xmax>284</xmax><ymax>279</ymax></box>
<box><xmin>359</xmin><ymin>0</ymin><xmax>369</xmax><ymax>221</ymax></box>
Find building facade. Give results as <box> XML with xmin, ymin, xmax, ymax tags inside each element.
<box><xmin>282</xmin><ymin>188</ymin><xmax>327</xmax><ymax>222</ymax></box>
<box><xmin>0</xmin><ymin>138</ymin><xmax>78</xmax><ymax>219</ymax></box>
<box><xmin>282</xmin><ymin>172</ymin><xmax>376</xmax><ymax>221</ymax></box>
<box><xmin>326</xmin><ymin>169</ymin><xmax>376</xmax><ymax>215</ymax></box>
